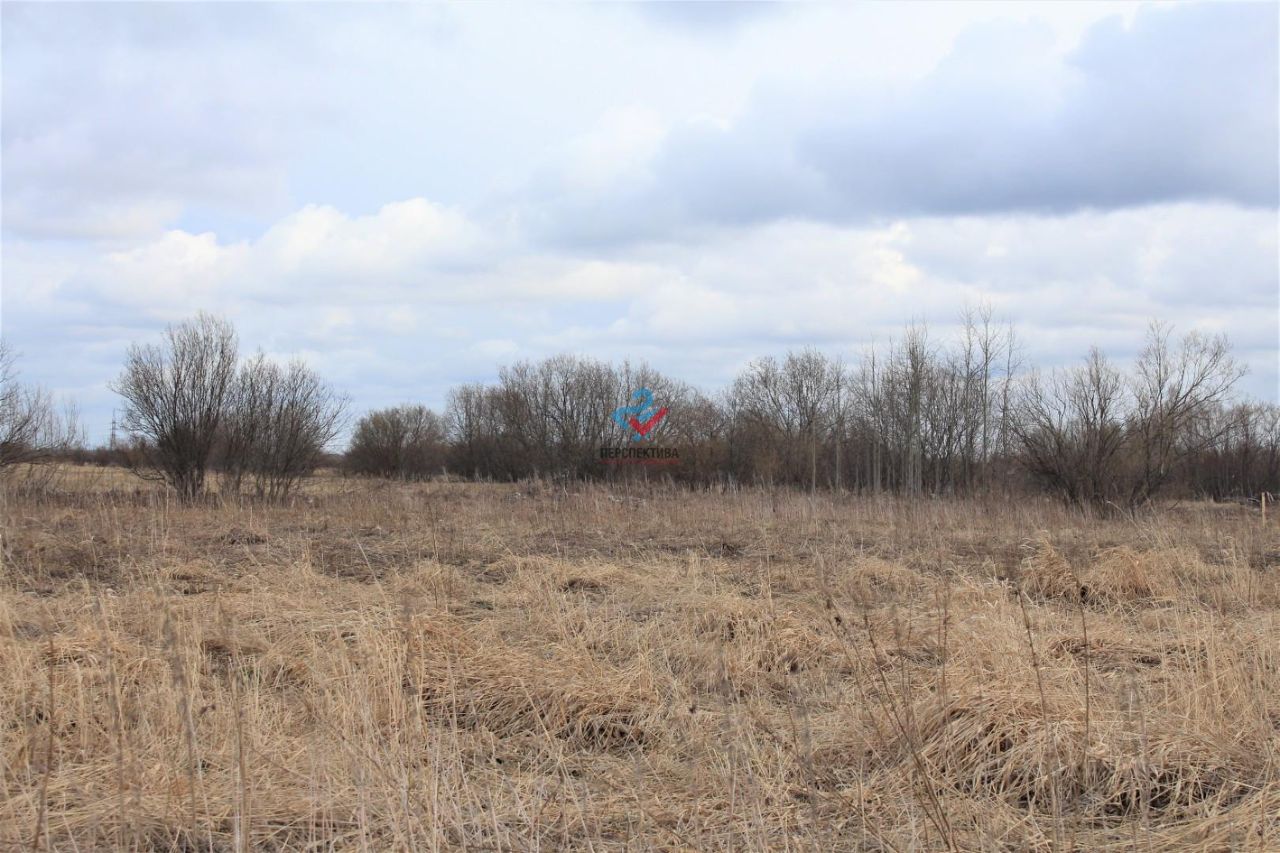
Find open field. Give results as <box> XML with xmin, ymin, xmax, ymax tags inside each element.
<box><xmin>2</xmin><ymin>473</ymin><xmax>1278</xmax><ymax>851</ymax></box>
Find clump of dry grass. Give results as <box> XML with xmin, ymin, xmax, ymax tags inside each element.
<box><xmin>1</xmin><ymin>476</ymin><xmax>1277</xmax><ymax>850</ymax></box>
<box><xmin>1019</xmin><ymin>535</ymin><xmax>1083</xmax><ymax>601</ymax></box>
<box><xmin>405</xmin><ymin>613</ymin><xmax>661</xmax><ymax>751</ymax></box>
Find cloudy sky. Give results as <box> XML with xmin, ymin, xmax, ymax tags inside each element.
<box><xmin>3</xmin><ymin>1</ymin><xmax>1276</xmax><ymax>441</ymax></box>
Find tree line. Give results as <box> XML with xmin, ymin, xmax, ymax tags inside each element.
<box><xmin>1</xmin><ymin>310</ymin><xmax>1275</xmax><ymax>512</ymax></box>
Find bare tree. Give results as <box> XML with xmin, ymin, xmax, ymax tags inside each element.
<box><xmin>0</xmin><ymin>341</ymin><xmax>82</xmax><ymax>471</ymax></box>
<box><xmin>849</xmin><ymin>328</ymin><xmax>934</xmax><ymax>495</ymax></box>
<box><xmin>346</xmin><ymin>405</ymin><xmax>447</xmax><ymax>480</ymax></box>
<box><xmin>112</xmin><ymin>313</ymin><xmax>238</xmax><ymax>500</ymax></box>
<box><xmin>443</xmin><ymin>356</ymin><xmax>712</xmax><ymax>483</ymax></box>
<box><xmin>1011</xmin><ymin>325</ymin><xmax>1244</xmax><ymax>513</ymax></box>
<box><xmin>1126</xmin><ymin>323</ymin><xmax>1244</xmax><ymax>507</ymax></box>
<box><xmin>731</xmin><ymin>350</ymin><xmax>843</xmax><ymax>489</ymax></box>
<box><xmin>445</xmin><ymin>383</ymin><xmax>501</xmax><ymax>479</ymax></box>
<box><xmin>219</xmin><ymin>352</ymin><xmax>273</xmax><ymax>495</ymax></box>
<box><xmin>220</xmin><ymin>354</ymin><xmax>347</xmax><ymax>499</ymax></box>
<box><xmin>1183</xmin><ymin>401</ymin><xmax>1280</xmax><ymax>499</ymax></box>
<box><xmin>1012</xmin><ymin>348</ymin><xmax>1127</xmax><ymax>509</ymax></box>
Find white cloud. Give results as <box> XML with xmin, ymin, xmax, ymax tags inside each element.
<box><xmin>561</xmin><ymin>107</ymin><xmax>668</xmax><ymax>193</ymax></box>
<box><xmin>9</xmin><ymin>197</ymin><xmax>1272</xmax><ymax>442</ymax></box>
<box><xmin>253</xmin><ymin>200</ymin><xmax>484</xmax><ymax>281</ymax></box>
<box><xmin>1</xmin><ymin>1</ymin><xmax>1275</xmax><ymax>443</ymax></box>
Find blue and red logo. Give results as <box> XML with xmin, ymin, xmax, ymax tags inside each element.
<box><xmin>600</xmin><ymin>388</ymin><xmax>680</xmax><ymax>465</ymax></box>
<box><xmin>611</xmin><ymin>387</ymin><xmax>669</xmax><ymax>441</ymax></box>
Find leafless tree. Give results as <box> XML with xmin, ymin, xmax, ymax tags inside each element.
<box><xmin>112</xmin><ymin>313</ymin><xmax>238</xmax><ymax>500</ymax></box>
<box><xmin>848</xmin><ymin>327</ymin><xmax>935</xmax><ymax>494</ymax></box>
<box><xmin>220</xmin><ymin>354</ymin><xmax>347</xmax><ymax>499</ymax></box>
<box><xmin>1125</xmin><ymin>323</ymin><xmax>1244</xmax><ymax>507</ymax></box>
<box><xmin>732</xmin><ymin>349</ymin><xmax>844</xmax><ymax>490</ymax></box>
<box><xmin>1010</xmin><ymin>324</ymin><xmax>1244</xmax><ymax>512</ymax></box>
<box><xmin>445</xmin><ymin>383</ymin><xmax>505</xmax><ymax>479</ymax></box>
<box><xmin>482</xmin><ymin>355</ymin><xmax>624</xmax><ymax>480</ymax></box>
<box><xmin>1183</xmin><ymin>401</ymin><xmax>1280</xmax><ymax>499</ymax></box>
<box><xmin>1012</xmin><ymin>348</ymin><xmax>1127</xmax><ymax>509</ymax></box>
<box><xmin>0</xmin><ymin>341</ymin><xmax>82</xmax><ymax>471</ymax></box>
<box><xmin>219</xmin><ymin>353</ymin><xmax>272</xmax><ymax>495</ymax></box>
<box><xmin>346</xmin><ymin>404</ymin><xmax>447</xmax><ymax>480</ymax></box>
<box><xmin>442</xmin><ymin>355</ymin><xmax>717</xmax><ymax>484</ymax></box>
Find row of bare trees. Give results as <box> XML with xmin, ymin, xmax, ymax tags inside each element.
<box><xmin>441</xmin><ymin>355</ymin><xmax>724</xmax><ymax>482</ymax></box>
<box><xmin>421</xmin><ymin>315</ymin><xmax>1267</xmax><ymax>512</ymax></box>
<box><xmin>726</xmin><ymin>310</ymin><xmax>1019</xmax><ymax>495</ymax></box>
<box><xmin>431</xmin><ymin>311</ymin><xmax>1024</xmax><ymax>495</ymax></box>
<box><xmin>5</xmin><ymin>310</ymin><xmax>1273</xmax><ymax>511</ymax></box>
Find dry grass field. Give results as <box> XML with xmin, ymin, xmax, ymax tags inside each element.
<box><xmin>1</xmin><ymin>471</ymin><xmax>1278</xmax><ymax>851</ymax></box>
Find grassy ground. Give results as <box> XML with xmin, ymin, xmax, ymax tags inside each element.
<box><xmin>1</xmin><ymin>471</ymin><xmax>1277</xmax><ymax>850</ymax></box>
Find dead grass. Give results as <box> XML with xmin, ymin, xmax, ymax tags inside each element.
<box><xmin>1</xmin><ymin>473</ymin><xmax>1277</xmax><ymax>850</ymax></box>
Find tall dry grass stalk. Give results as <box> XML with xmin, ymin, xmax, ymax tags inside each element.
<box><xmin>0</xmin><ymin>474</ymin><xmax>1277</xmax><ymax>850</ymax></box>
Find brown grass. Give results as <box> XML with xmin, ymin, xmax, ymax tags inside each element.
<box><xmin>1</xmin><ymin>474</ymin><xmax>1278</xmax><ymax>850</ymax></box>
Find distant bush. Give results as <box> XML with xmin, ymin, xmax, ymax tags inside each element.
<box><xmin>345</xmin><ymin>405</ymin><xmax>447</xmax><ymax>480</ymax></box>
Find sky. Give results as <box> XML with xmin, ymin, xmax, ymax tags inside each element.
<box><xmin>2</xmin><ymin>1</ymin><xmax>1277</xmax><ymax>442</ymax></box>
